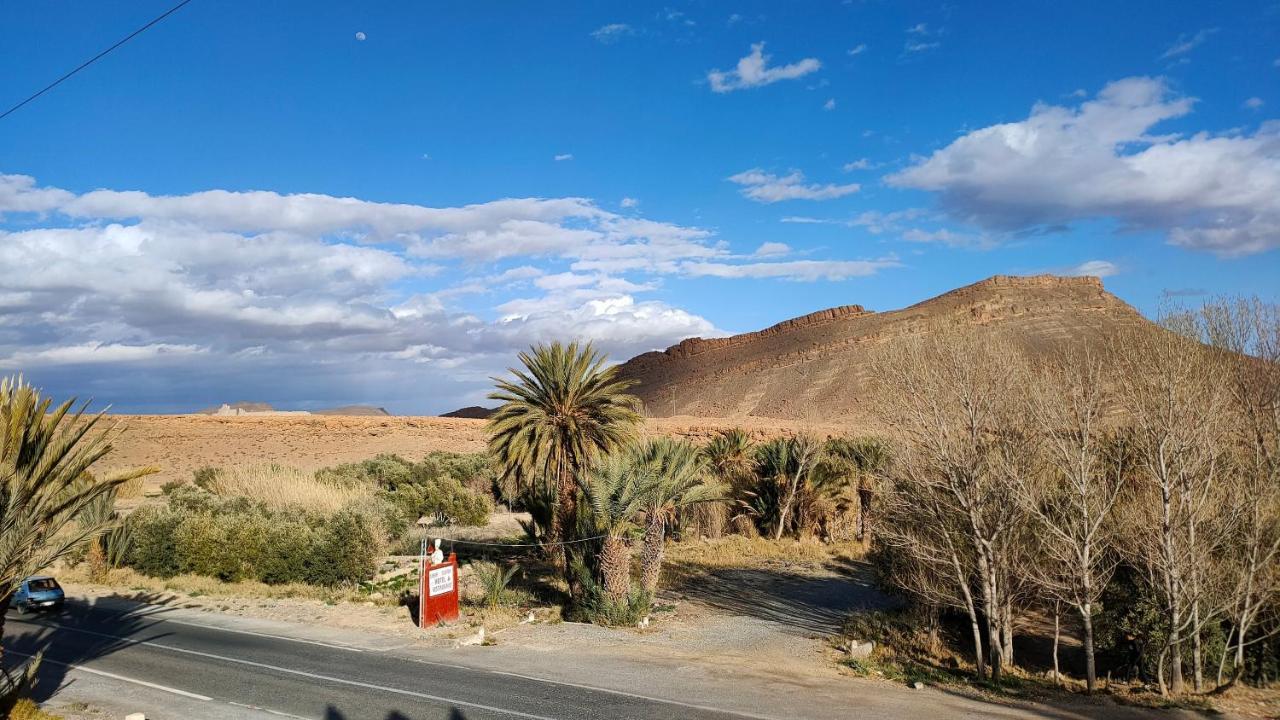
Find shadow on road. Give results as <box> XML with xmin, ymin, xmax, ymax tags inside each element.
<box><xmin>669</xmin><ymin>558</ymin><xmax>897</xmax><ymax>636</ymax></box>
<box><xmin>324</xmin><ymin>705</ymin><xmax>469</xmax><ymax>720</ymax></box>
<box><xmin>2</xmin><ymin>592</ymin><xmax>180</xmax><ymax>704</ymax></box>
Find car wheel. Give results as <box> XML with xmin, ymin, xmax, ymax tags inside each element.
<box><xmin>15</xmin><ymin>602</ymin><xmax>29</xmax><ymax>615</ymax></box>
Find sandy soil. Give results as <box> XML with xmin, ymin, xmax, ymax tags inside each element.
<box><xmin>99</xmin><ymin>414</ymin><xmax>838</xmax><ymax>488</ymax></box>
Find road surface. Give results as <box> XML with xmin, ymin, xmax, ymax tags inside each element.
<box><xmin>5</xmin><ymin>601</ymin><xmax>756</xmax><ymax>720</ymax></box>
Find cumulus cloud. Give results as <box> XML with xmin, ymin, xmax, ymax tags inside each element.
<box><xmin>0</xmin><ymin>172</ymin><xmax>894</xmax><ymax>411</ymax></box>
<box><xmin>888</xmin><ymin>77</ymin><xmax>1280</xmax><ymax>256</ymax></box>
<box><xmin>620</xmin><ymin>197</ymin><xmax>639</xmax><ymax>208</ymax></box>
<box><xmin>728</xmin><ymin>169</ymin><xmax>860</xmax><ymax>203</ymax></box>
<box><xmin>753</xmin><ymin>242</ymin><xmax>791</xmax><ymax>256</ymax></box>
<box><xmin>1244</xmin><ymin>97</ymin><xmax>1264</xmax><ymax>110</ymax></box>
<box><xmin>823</xmin><ymin>98</ymin><xmax>836</xmax><ymax>111</ymax></box>
<box><xmin>707</xmin><ymin>43</ymin><xmax>821</xmax><ymax>93</ymax></box>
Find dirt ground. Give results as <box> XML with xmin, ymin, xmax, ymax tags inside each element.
<box><xmin>98</xmin><ymin>413</ymin><xmax>848</xmax><ymax>488</ymax></box>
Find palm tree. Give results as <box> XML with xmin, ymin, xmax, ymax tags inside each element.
<box><xmin>636</xmin><ymin>438</ymin><xmax>720</xmax><ymax>593</ymax></box>
<box><xmin>582</xmin><ymin>450</ymin><xmax>653</xmax><ymax>604</ymax></box>
<box><xmin>756</xmin><ymin>435</ymin><xmax>822</xmax><ymax>540</ymax></box>
<box><xmin>0</xmin><ymin>376</ymin><xmax>156</xmax><ymax>664</ymax></box>
<box><xmin>823</xmin><ymin>437</ymin><xmax>890</xmax><ymax>540</ymax></box>
<box><xmin>486</xmin><ymin>342</ymin><xmax>641</xmax><ymax>583</ymax></box>
<box><xmin>702</xmin><ymin>428</ymin><xmax>755</xmax><ymax>487</ymax></box>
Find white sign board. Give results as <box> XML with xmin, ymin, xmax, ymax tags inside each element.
<box><xmin>428</xmin><ymin>566</ymin><xmax>454</xmax><ymax>597</ymax></box>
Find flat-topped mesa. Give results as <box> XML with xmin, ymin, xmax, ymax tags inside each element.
<box><xmin>650</xmin><ymin>304</ymin><xmax>873</xmax><ymax>361</ymax></box>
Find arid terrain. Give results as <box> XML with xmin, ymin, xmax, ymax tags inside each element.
<box><xmin>618</xmin><ymin>274</ymin><xmax>1149</xmax><ymax>422</ymax></box>
<box><xmin>102</xmin><ymin>413</ymin><xmax>846</xmax><ymax>488</ymax></box>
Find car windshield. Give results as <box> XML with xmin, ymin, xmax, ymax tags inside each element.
<box><xmin>28</xmin><ymin>579</ymin><xmax>59</xmax><ymax>592</ymax></box>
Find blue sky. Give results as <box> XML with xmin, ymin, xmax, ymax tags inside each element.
<box><xmin>1</xmin><ymin>1</ymin><xmax>1277</xmax><ymax>413</ymax></box>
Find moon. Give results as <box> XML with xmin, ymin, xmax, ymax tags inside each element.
<box><xmin>355</xmin><ymin>31</ymin><xmax>367</xmax><ymax>41</ymax></box>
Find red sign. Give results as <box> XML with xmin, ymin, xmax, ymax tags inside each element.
<box><xmin>419</xmin><ymin>549</ymin><xmax>460</xmax><ymax>627</ymax></box>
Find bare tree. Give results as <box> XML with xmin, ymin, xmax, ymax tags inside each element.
<box><xmin>1016</xmin><ymin>350</ymin><xmax>1129</xmax><ymax>692</ymax></box>
<box><xmin>1186</xmin><ymin>298</ymin><xmax>1280</xmax><ymax>688</ymax></box>
<box><xmin>1112</xmin><ymin>325</ymin><xmax>1230</xmax><ymax>695</ymax></box>
<box><xmin>871</xmin><ymin>329</ymin><xmax>1033</xmax><ymax>683</ymax></box>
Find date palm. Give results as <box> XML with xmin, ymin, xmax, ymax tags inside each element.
<box><xmin>756</xmin><ymin>435</ymin><xmax>822</xmax><ymax>540</ymax></box>
<box><xmin>487</xmin><ymin>342</ymin><xmax>640</xmax><ymax>585</ymax></box>
<box><xmin>0</xmin><ymin>376</ymin><xmax>156</xmax><ymax>665</ymax></box>
<box><xmin>636</xmin><ymin>438</ymin><xmax>720</xmax><ymax>593</ymax></box>
<box><xmin>822</xmin><ymin>437</ymin><xmax>890</xmax><ymax>540</ymax></box>
<box><xmin>582</xmin><ymin>450</ymin><xmax>653</xmax><ymax>603</ymax></box>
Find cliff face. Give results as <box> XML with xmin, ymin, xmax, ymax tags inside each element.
<box><xmin>616</xmin><ymin>274</ymin><xmax>1147</xmax><ymax>424</ymax></box>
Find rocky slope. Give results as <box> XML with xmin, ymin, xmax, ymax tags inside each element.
<box><xmin>616</xmin><ymin>274</ymin><xmax>1148</xmax><ymax>424</ymax></box>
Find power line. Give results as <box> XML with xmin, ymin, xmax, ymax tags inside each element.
<box><xmin>0</xmin><ymin>0</ymin><xmax>195</xmax><ymax>122</ymax></box>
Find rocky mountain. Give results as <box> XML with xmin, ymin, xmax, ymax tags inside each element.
<box><xmin>440</xmin><ymin>406</ymin><xmax>496</xmax><ymax>419</ymax></box>
<box><xmin>616</xmin><ymin>274</ymin><xmax>1148</xmax><ymax>424</ymax></box>
<box><xmin>313</xmin><ymin>405</ymin><xmax>392</xmax><ymax>416</ymax></box>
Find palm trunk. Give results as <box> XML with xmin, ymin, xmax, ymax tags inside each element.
<box><xmin>599</xmin><ymin>536</ymin><xmax>631</xmax><ymax>604</ymax></box>
<box><xmin>553</xmin><ymin>464</ymin><xmax>579</xmax><ymax>596</ymax></box>
<box><xmin>775</xmin><ymin>475</ymin><xmax>799</xmax><ymax>540</ymax></box>
<box><xmin>856</xmin><ymin>484</ymin><xmax>873</xmax><ymax>541</ymax></box>
<box><xmin>639</xmin><ymin>514</ymin><xmax>665</xmax><ymax>595</ymax></box>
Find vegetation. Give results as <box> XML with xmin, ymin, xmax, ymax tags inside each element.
<box><xmin>0</xmin><ymin>376</ymin><xmax>156</xmax><ymax>669</ymax></box>
<box><xmin>582</xmin><ymin>449</ymin><xmax>653</xmax><ymax>604</ymax></box>
<box><xmin>317</xmin><ymin>453</ymin><xmax>493</xmax><ymax>526</ymax></box>
<box><xmin>486</xmin><ymin>341</ymin><xmax>641</xmax><ymax>596</ymax></box>
<box><xmin>867</xmin><ymin>297</ymin><xmax>1280</xmax><ymax>696</ymax></box>
<box><xmin>635</xmin><ymin>438</ymin><xmax>720</xmax><ymax>593</ymax></box>
<box><xmin>471</xmin><ymin>561</ymin><xmax>520</xmax><ymax>608</ymax></box>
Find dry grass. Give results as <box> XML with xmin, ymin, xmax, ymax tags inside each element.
<box><xmin>665</xmin><ymin>535</ymin><xmax>866</xmax><ymax>571</ymax></box>
<box><xmin>205</xmin><ymin>464</ymin><xmax>372</xmax><ymax>513</ymax></box>
<box><xmin>60</xmin><ymin>565</ymin><xmax>382</xmax><ymax>604</ymax></box>
<box><xmin>114</xmin><ymin>475</ymin><xmax>146</xmax><ymax>500</ymax></box>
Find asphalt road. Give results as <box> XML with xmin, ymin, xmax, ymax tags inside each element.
<box><xmin>3</xmin><ymin>602</ymin><xmax>762</xmax><ymax>720</ymax></box>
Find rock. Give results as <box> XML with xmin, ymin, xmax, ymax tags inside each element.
<box><xmin>369</xmin><ymin>592</ymin><xmax>384</xmax><ymax>600</ymax></box>
<box><xmin>453</xmin><ymin>627</ymin><xmax>485</xmax><ymax>647</ymax></box>
<box><xmin>637</xmin><ymin>616</ymin><xmax>650</xmax><ymax>629</ymax></box>
<box><xmin>912</xmin><ymin>681</ymin><xmax>924</xmax><ymax>690</ymax></box>
<box><xmin>126</xmin><ymin>714</ymin><xmax>147</xmax><ymax>720</ymax></box>
<box><xmin>520</xmin><ymin>611</ymin><xmax>536</xmax><ymax>624</ymax></box>
<box><xmin>845</xmin><ymin>639</ymin><xmax>875</xmax><ymax>659</ymax></box>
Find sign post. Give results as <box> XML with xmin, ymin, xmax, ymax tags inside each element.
<box><xmin>419</xmin><ymin>541</ymin><xmax>460</xmax><ymax>627</ymax></box>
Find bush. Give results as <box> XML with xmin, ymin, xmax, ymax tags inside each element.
<box><xmin>470</xmin><ymin>561</ymin><xmax>519</xmax><ymax>608</ymax></box>
<box><xmin>318</xmin><ymin>453</ymin><xmax>492</xmax><ymax>527</ymax></box>
<box><xmin>126</xmin><ymin>487</ymin><xmax>381</xmax><ymax>586</ymax></box>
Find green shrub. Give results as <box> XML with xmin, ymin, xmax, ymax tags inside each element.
<box><xmin>471</xmin><ymin>561</ymin><xmax>519</xmax><ymax>608</ymax></box>
<box><xmin>317</xmin><ymin>453</ymin><xmax>493</xmax><ymax>527</ymax></box>
<box><xmin>306</xmin><ymin>509</ymin><xmax>380</xmax><ymax>586</ymax></box>
<box><xmin>127</xmin><ymin>506</ymin><xmax>182</xmax><ymax>577</ymax></box>
<box><xmin>125</xmin><ymin>487</ymin><xmax>381</xmax><ymax>586</ymax></box>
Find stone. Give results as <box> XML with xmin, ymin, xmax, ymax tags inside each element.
<box><xmin>637</xmin><ymin>616</ymin><xmax>650</xmax><ymax>628</ymax></box>
<box><xmin>912</xmin><ymin>681</ymin><xmax>925</xmax><ymax>690</ymax></box>
<box><xmin>126</xmin><ymin>714</ymin><xmax>147</xmax><ymax>720</ymax></box>
<box><xmin>845</xmin><ymin>639</ymin><xmax>875</xmax><ymax>659</ymax></box>
<box><xmin>453</xmin><ymin>627</ymin><xmax>485</xmax><ymax>647</ymax></box>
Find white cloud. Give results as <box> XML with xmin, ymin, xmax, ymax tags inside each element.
<box><xmin>842</xmin><ymin>158</ymin><xmax>878</xmax><ymax>171</ymax></box>
<box><xmin>591</xmin><ymin>23</ymin><xmax>632</xmax><ymax>43</ymax></box>
<box><xmin>904</xmin><ymin>40</ymin><xmax>939</xmax><ymax>53</ymax></box>
<box><xmin>823</xmin><ymin>98</ymin><xmax>836</xmax><ymax>111</ymax></box>
<box><xmin>1160</xmin><ymin>28</ymin><xmax>1217</xmax><ymax>60</ymax></box>
<box><xmin>847</xmin><ymin>44</ymin><xmax>867</xmax><ymax>56</ymax></box>
<box><xmin>1244</xmin><ymin>97</ymin><xmax>1264</xmax><ymax>110</ymax></box>
<box><xmin>0</xmin><ymin>172</ymin><xmax>892</xmax><ymax>411</ymax></box>
<box><xmin>728</xmin><ymin>169</ymin><xmax>860</xmax><ymax>203</ymax></box>
<box><xmin>554</xmin><ymin>153</ymin><xmax>573</xmax><ymax>161</ymax></box>
<box><xmin>906</xmin><ymin>23</ymin><xmax>929</xmax><ymax>34</ymax></box>
<box><xmin>888</xmin><ymin>77</ymin><xmax>1280</xmax><ymax>256</ymax></box>
<box><xmin>900</xmin><ymin>228</ymin><xmax>993</xmax><ymax>249</ymax></box>
<box><xmin>1069</xmin><ymin>260</ymin><xmax>1120</xmax><ymax>278</ymax></box>
<box><xmin>620</xmin><ymin>197</ymin><xmax>639</xmax><ymax>208</ymax></box>
<box><xmin>707</xmin><ymin>43</ymin><xmax>821</xmax><ymax>93</ymax></box>
<box><xmin>753</xmin><ymin>242</ymin><xmax>791</xmax><ymax>256</ymax></box>
<box><xmin>681</xmin><ymin>258</ymin><xmax>899</xmax><ymax>282</ymax></box>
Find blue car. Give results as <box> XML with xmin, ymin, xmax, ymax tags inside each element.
<box><xmin>10</xmin><ymin>576</ymin><xmax>64</xmax><ymax>614</ymax></box>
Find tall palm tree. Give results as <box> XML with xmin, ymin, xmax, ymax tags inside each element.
<box><xmin>636</xmin><ymin>438</ymin><xmax>720</xmax><ymax>593</ymax></box>
<box><xmin>486</xmin><ymin>342</ymin><xmax>641</xmax><ymax>581</ymax></box>
<box><xmin>824</xmin><ymin>437</ymin><xmax>890</xmax><ymax>540</ymax></box>
<box><xmin>0</xmin><ymin>376</ymin><xmax>156</xmax><ymax>664</ymax></box>
<box><xmin>702</xmin><ymin>428</ymin><xmax>755</xmax><ymax>488</ymax></box>
<box><xmin>582</xmin><ymin>450</ymin><xmax>653</xmax><ymax>604</ymax></box>
<box><xmin>756</xmin><ymin>435</ymin><xmax>822</xmax><ymax>540</ymax></box>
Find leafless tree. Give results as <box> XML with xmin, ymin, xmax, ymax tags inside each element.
<box><xmin>1183</xmin><ymin>298</ymin><xmax>1280</xmax><ymax>688</ymax></box>
<box><xmin>1112</xmin><ymin>324</ymin><xmax>1231</xmax><ymax>695</ymax></box>
<box><xmin>1015</xmin><ymin>350</ymin><xmax>1129</xmax><ymax>692</ymax></box>
<box><xmin>871</xmin><ymin>329</ymin><xmax>1033</xmax><ymax>683</ymax></box>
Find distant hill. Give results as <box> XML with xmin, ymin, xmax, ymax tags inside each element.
<box><xmin>196</xmin><ymin>402</ymin><xmax>391</xmax><ymax>416</ymax></box>
<box><xmin>440</xmin><ymin>406</ymin><xmax>496</xmax><ymax>419</ymax></box>
<box><xmin>197</xmin><ymin>401</ymin><xmax>276</xmax><ymax>415</ymax></box>
<box><xmin>615</xmin><ymin>274</ymin><xmax>1149</xmax><ymax>424</ymax></box>
<box><xmin>314</xmin><ymin>405</ymin><xmax>392</xmax><ymax>416</ymax></box>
